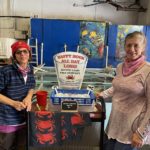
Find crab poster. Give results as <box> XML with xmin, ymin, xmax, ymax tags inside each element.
<box><xmin>53</xmin><ymin>52</ymin><xmax>88</xmax><ymax>89</ymax></box>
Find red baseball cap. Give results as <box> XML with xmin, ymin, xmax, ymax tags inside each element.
<box><xmin>11</xmin><ymin>41</ymin><xmax>31</xmax><ymax>55</ymax></box>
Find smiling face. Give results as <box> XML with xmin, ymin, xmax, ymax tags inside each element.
<box><xmin>124</xmin><ymin>32</ymin><xmax>146</xmax><ymax>62</ymax></box>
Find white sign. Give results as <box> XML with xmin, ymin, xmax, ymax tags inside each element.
<box><xmin>54</xmin><ymin>52</ymin><xmax>88</xmax><ymax>89</ymax></box>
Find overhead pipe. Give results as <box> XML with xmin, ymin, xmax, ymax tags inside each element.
<box><xmin>0</xmin><ymin>16</ymin><xmax>30</xmax><ymax>18</ymax></box>
<box><xmin>84</xmin><ymin>0</ymin><xmax>147</xmax><ymax>12</ymax></box>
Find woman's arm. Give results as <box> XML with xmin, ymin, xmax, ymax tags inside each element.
<box><xmin>0</xmin><ymin>94</ymin><xmax>26</xmax><ymax>111</ymax></box>
<box><xmin>96</xmin><ymin>86</ymin><xmax>114</xmax><ymax>99</ymax></box>
<box><xmin>134</xmin><ymin>72</ymin><xmax>150</xmax><ymax>144</ymax></box>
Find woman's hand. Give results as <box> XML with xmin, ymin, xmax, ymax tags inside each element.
<box><xmin>23</xmin><ymin>89</ymin><xmax>34</xmax><ymax>111</ymax></box>
<box><xmin>23</xmin><ymin>97</ymin><xmax>32</xmax><ymax>111</ymax></box>
<box><xmin>132</xmin><ymin>132</ymin><xmax>144</xmax><ymax>148</ymax></box>
<box><xmin>12</xmin><ymin>101</ymin><xmax>26</xmax><ymax>111</ymax></box>
<box><xmin>95</xmin><ymin>92</ymin><xmax>103</xmax><ymax>99</ymax></box>
<box><xmin>0</xmin><ymin>93</ymin><xmax>32</xmax><ymax>111</ymax></box>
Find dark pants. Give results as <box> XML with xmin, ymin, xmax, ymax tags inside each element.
<box><xmin>0</xmin><ymin>128</ymin><xmax>26</xmax><ymax>150</ymax></box>
<box><xmin>104</xmin><ymin>133</ymin><xmax>139</xmax><ymax>150</ymax></box>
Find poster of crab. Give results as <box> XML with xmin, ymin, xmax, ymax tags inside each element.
<box><xmin>53</xmin><ymin>51</ymin><xmax>88</xmax><ymax>89</ymax></box>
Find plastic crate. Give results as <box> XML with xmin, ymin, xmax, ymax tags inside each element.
<box><xmin>50</xmin><ymin>89</ymin><xmax>95</xmax><ymax>105</ymax></box>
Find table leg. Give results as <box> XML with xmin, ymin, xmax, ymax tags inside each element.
<box><xmin>100</xmin><ymin>119</ymin><xmax>104</xmax><ymax>150</ymax></box>
<box><xmin>26</xmin><ymin>112</ymin><xmax>29</xmax><ymax>150</ymax></box>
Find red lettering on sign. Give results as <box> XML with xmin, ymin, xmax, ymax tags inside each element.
<box><xmin>64</xmin><ymin>64</ymin><xmax>77</xmax><ymax>68</ymax></box>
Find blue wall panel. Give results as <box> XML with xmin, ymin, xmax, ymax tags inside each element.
<box><xmin>107</xmin><ymin>25</ymin><xmax>118</xmax><ymax>67</ymax></box>
<box><xmin>144</xmin><ymin>26</ymin><xmax>150</xmax><ymax>62</ymax></box>
<box><xmin>31</xmin><ymin>19</ymin><xmax>44</xmax><ymax>43</ymax></box>
<box><xmin>43</xmin><ymin>19</ymin><xmax>80</xmax><ymax>66</ymax></box>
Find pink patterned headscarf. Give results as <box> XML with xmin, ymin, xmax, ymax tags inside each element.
<box><xmin>18</xmin><ymin>66</ymin><xmax>30</xmax><ymax>77</ymax></box>
<box><xmin>122</xmin><ymin>55</ymin><xmax>145</xmax><ymax>76</ymax></box>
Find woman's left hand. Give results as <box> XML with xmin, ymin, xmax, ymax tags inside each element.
<box><xmin>23</xmin><ymin>89</ymin><xmax>34</xmax><ymax>111</ymax></box>
<box><xmin>23</xmin><ymin>97</ymin><xmax>32</xmax><ymax>111</ymax></box>
<box><xmin>131</xmin><ymin>132</ymin><xmax>144</xmax><ymax>148</ymax></box>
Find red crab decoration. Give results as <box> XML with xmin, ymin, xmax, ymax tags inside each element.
<box><xmin>61</xmin><ymin>115</ymin><xmax>66</xmax><ymax>126</ymax></box>
<box><xmin>35</xmin><ymin>111</ymin><xmax>54</xmax><ymax>120</ymax></box>
<box><xmin>61</xmin><ymin>129</ymin><xmax>68</xmax><ymax>140</ymax></box>
<box><xmin>72</xmin><ymin>128</ymin><xmax>77</xmax><ymax>136</ymax></box>
<box><xmin>36</xmin><ymin>133</ymin><xmax>56</xmax><ymax>144</ymax></box>
<box><xmin>66</xmin><ymin>75</ymin><xmax>75</xmax><ymax>80</ymax></box>
<box><xmin>35</xmin><ymin>120</ymin><xmax>55</xmax><ymax>132</ymax></box>
<box><xmin>71</xmin><ymin>113</ymin><xmax>85</xmax><ymax>125</ymax></box>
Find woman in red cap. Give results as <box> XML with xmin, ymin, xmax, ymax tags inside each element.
<box><xmin>0</xmin><ymin>41</ymin><xmax>35</xmax><ymax>150</ymax></box>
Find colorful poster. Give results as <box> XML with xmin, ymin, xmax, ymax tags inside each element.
<box><xmin>79</xmin><ymin>22</ymin><xmax>106</xmax><ymax>59</ymax></box>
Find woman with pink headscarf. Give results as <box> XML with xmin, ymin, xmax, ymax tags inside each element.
<box><xmin>97</xmin><ymin>31</ymin><xmax>150</xmax><ymax>150</ymax></box>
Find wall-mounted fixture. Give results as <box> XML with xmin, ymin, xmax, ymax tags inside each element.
<box><xmin>77</xmin><ymin>0</ymin><xmax>147</xmax><ymax>12</ymax></box>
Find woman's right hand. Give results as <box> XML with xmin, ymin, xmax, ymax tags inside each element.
<box><xmin>96</xmin><ymin>92</ymin><xmax>103</xmax><ymax>99</ymax></box>
<box><xmin>132</xmin><ymin>132</ymin><xmax>144</xmax><ymax>148</ymax></box>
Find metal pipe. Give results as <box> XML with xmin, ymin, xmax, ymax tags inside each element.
<box><xmin>41</xmin><ymin>42</ymin><xmax>44</xmax><ymax>65</ymax></box>
<box><xmin>105</xmin><ymin>46</ymin><xmax>108</xmax><ymax>68</ymax></box>
<box><xmin>0</xmin><ymin>16</ymin><xmax>30</xmax><ymax>18</ymax></box>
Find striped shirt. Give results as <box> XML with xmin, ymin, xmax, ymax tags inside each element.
<box><xmin>0</xmin><ymin>63</ymin><xmax>35</xmax><ymax>125</ymax></box>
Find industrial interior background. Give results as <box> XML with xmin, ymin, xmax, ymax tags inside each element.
<box><xmin>0</xmin><ymin>0</ymin><xmax>150</xmax><ymax>150</ymax></box>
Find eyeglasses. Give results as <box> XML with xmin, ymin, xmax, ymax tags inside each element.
<box><xmin>16</xmin><ymin>50</ymin><xmax>29</xmax><ymax>55</ymax></box>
